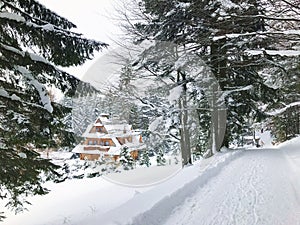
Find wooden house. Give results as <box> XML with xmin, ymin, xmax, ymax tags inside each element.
<box><xmin>72</xmin><ymin>114</ymin><xmax>144</xmax><ymax>161</ymax></box>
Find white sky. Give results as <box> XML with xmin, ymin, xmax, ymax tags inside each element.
<box><xmin>37</xmin><ymin>0</ymin><xmax>122</xmax><ymax>78</ymax></box>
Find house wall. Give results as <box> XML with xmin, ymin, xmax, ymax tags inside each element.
<box><xmin>80</xmin><ymin>153</ymin><xmax>100</xmax><ymax>161</ymax></box>
<box><xmin>100</xmin><ymin>138</ymin><xmax>115</xmax><ymax>146</ymax></box>
<box><xmin>116</xmin><ymin>136</ymin><xmax>134</xmax><ymax>144</ymax></box>
<box><xmin>112</xmin><ymin>155</ymin><xmax>119</xmax><ymax>161</ymax></box>
<box><xmin>84</xmin><ymin>138</ymin><xmax>115</xmax><ymax>146</ymax></box>
<box><xmin>89</xmin><ymin>126</ymin><xmax>107</xmax><ymax>134</ymax></box>
<box><xmin>84</xmin><ymin>138</ymin><xmax>99</xmax><ymax>145</ymax></box>
<box><xmin>130</xmin><ymin>150</ymin><xmax>139</xmax><ymax>160</ymax></box>
<box><xmin>80</xmin><ymin>153</ymin><xmax>119</xmax><ymax>162</ymax></box>
<box><xmin>83</xmin><ymin>146</ymin><xmax>109</xmax><ymax>151</ymax></box>
<box><xmin>80</xmin><ymin>150</ymin><xmax>138</xmax><ymax>161</ymax></box>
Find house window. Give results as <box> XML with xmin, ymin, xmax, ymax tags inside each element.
<box><xmin>105</xmin><ymin>141</ymin><xmax>109</xmax><ymax>146</ymax></box>
<box><xmin>94</xmin><ymin>140</ymin><xmax>97</xmax><ymax>145</ymax></box>
<box><xmin>96</xmin><ymin>127</ymin><xmax>103</xmax><ymax>132</ymax></box>
<box><xmin>88</xmin><ymin>140</ymin><xmax>93</xmax><ymax>145</ymax></box>
<box><xmin>100</xmin><ymin>141</ymin><xmax>104</xmax><ymax>146</ymax></box>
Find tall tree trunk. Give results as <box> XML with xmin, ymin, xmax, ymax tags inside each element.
<box><xmin>179</xmin><ymin>72</ymin><xmax>192</xmax><ymax>166</ymax></box>
<box><xmin>211</xmin><ymin>81</ymin><xmax>219</xmax><ymax>155</ymax></box>
<box><xmin>210</xmin><ymin>39</ymin><xmax>227</xmax><ymax>152</ymax></box>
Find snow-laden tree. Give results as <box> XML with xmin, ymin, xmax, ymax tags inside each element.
<box><xmin>116</xmin><ymin>0</ymin><xmax>300</xmax><ymax>155</ymax></box>
<box><xmin>119</xmin><ymin>146</ymin><xmax>134</xmax><ymax>170</ymax></box>
<box><xmin>268</xmin><ymin>59</ymin><xmax>300</xmax><ymax>141</ymax></box>
<box><xmin>0</xmin><ymin>0</ymin><xmax>106</xmax><ymax>217</ymax></box>
<box><xmin>112</xmin><ymin>0</ymin><xmax>224</xmax><ymax>164</ymax></box>
<box><xmin>139</xmin><ymin>150</ymin><xmax>151</xmax><ymax>167</ymax></box>
<box><xmin>133</xmin><ymin>0</ymin><xmax>273</xmax><ymax>151</ymax></box>
<box><xmin>63</xmin><ymin>92</ymin><xmax>105</xmax><ymax>137</ymax></box>
<box><xmin>156</xmin><ymin>148</ymin><xmax>166</xmax><ymax>166</ymax></box>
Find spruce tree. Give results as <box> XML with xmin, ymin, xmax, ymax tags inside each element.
<box><xmin>270</xmin><ymin>59</ymin><xmax>300</xmax><ymax>141</ymax></box>
<box><xmin>156</xmin><ymin>148</ymin><xmax>166</xmax><ymax>166</ymax></box>
<box><xmin>119</xmin><ymin>146</ymin><xmax>134</xmax><ymax>170</ymax></box>
<box><xmin>0</xmin><ymin>0</ymin><xmax>106</xmax><ymax>217</ymax></box>
<box><xmin>139</xmin><ymin>150</ymin><xmax>151</xmax><ymax>167</ymax></box>
<box><xmin>119</xmin><ymin>0</ymin><xmax>300</xmax><ymax>154</ymax></box>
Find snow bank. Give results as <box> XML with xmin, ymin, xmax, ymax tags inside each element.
<box><xmin>277</xmin><ymin>136</ymin><xmax>300</xmax><ymax>151</ymax></box>
<box><xmin>2</xmin><ymin>177</ymin><xmax>150</xmax><ymax>225</ymax></box>
<box><xmin>78</xmin><ymin>150</ymin><xmax>242</xmax><ymax>225</ymax></box>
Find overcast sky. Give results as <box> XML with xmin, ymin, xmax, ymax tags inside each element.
<box><xmin>38</xmin><ymin>0</ymin><xmax>122</xmax><ymax>78</ymax></box>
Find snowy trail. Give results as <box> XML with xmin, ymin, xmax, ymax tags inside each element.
<box><xmin>134</xmin><ymin>148</ymin><xmax>300</xmax><ymax>225</ymax></box>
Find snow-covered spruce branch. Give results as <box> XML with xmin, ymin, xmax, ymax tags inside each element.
<box><xmin>212</xmin><ymin>30</ymin><xmax>300</xmax><ymax>41</ymax></box>
<box><xmin>230</xmin><ymin>14</ymin><xmax>300</xmax><ymax>22</ymax></box>
<box><xmin>245</xmin><ymin>49</ymin><xmax>300</xmax><ymax>57</ymax></box>
<box><xmin>143</xmin><ymin>66</ymin><xmax>170</xmax><ymax>85</ymax></box>
<box><xmin>281</xmin><ymin>0</ymin><xmax>300</xmax><ymax>10</ymax></box>
<box><xmin>0</xmin><ymin>42</ymin><xmax>74</xmax><ymax>92</ymax></box>
<box><xmin>0</xmin><ymin>0</ymin><xmax>80</xmax><ymax>36</ymax></box>
<box><xmin>0</xmin><ymin>42</ymin><xmax>52</xmax><ymax>66</ymax></box>
<box><xmin>266</xmin><ymin>101</ymin><xmax>300</xmax><ymax>116</ymax></box>
<box><xmin>1</xmin><ymin>0</ymin><xmax>106</xmax><ymax>51</ymax></box>
<box><xmin>0</xmin><ymin>88</ymin><xmax>52</xmax><ymax>113</ymax></box>
<box><xmin>0</xmin><ymin>64</ymin><xmax>54</xmax><ymax>114</ymax></box>
<box><xmin>13</xmin><ymin>66</ymin><xmax>53</xmax><ymax>113</ymax></box>
<box><xmin>147</xmin><ymin>127</ymin><xmax>181</xmax><ymax>144</ymax></box>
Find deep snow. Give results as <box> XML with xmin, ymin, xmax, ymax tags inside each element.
<box><xmin>2</xmin><ymin>136</ymin><xmax>300</xmax><ymax>225</ymax></box>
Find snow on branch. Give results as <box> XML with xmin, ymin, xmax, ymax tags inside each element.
<box><xmin>1</xmin><ymin>42</ymin><xmax>53</xmax><ymax>66</ymax></box>
<box><xmin>0</xmin><ymin>43</ymin><xmax>25</xmax><ymax>57</ymax></box>
<box><xmin>281</xmin><ymin>0</ymin><xmax>300</xmax><ymax>9</ymax></box>
<box><xmin>0</xmin><ymin>87</ymin><xmax>21</xmax><ymax>101</ymax></box>
<box><xmin>212</xmin><ymin>30</ymin><xmax>300</xmax><ymax>41</ymax></box>
<box><xmin>0</xmin><ymin>11</ymin><xmax>25</xmax><ymax>22</ymax></box>
<box><xmin>231</xmin><ymin>14</ymin><xmax>300</xmax><ymax>22</ymax></box>
<box><xmin>266</xmin><ymin>101</ymin><xmax>300</xmax><ymax>116</ymax></box>
<box><xmin>0</xmin><ymin>1</ymin><xmax>82</xmax><ymax>38</ymax></box>
<box><xmin>16</xmin><ymin>66</ymin><xmax>53</xmax><ymax>113</ymax></box>
<box><xmin>218</xmin><ymin>85</ymin><xmax>253</xmax><ymax>103</ymax></box>
<box><xmin>28</xmin><ymin>52</ymin><xmax>51</xmax><ymax>65</ymax></box>
<box><xmin>245</xmin><ymin>49</ymin><xmax>300</xmax><ymax>57</ymax></box>
<box><xmin>168</xmin><ymin>85</ymin><xmax>182</xmax><ymax>104</ymax></box>
<box><xmin>1</xmin><ymin>0</ymin><xmax>76</xmax><ymax>30</ymax></box>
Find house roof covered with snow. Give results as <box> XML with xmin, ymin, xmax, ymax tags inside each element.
<box><xmin>82</xmin><ymin>116</ymin><xmax>134</xmax><ymax>138</ymax></box>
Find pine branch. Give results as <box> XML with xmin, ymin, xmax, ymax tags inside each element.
<box><xmin>2</xmin><ymin>0</ymin><xmax>76</xmax><ymax>30</ymax></box>
<box><xmin>281</xmin><ymin>0</ymin><xmax>300</xmax><ymax>10</ymax></box>
<box><xmin>231</xmin><ymin>14</ymin><xmax>300</xmax><ymax>22</ymax></box>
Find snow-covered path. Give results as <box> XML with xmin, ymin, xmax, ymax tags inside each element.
<box><xmin>163</xmin><ymin>149</ymin><xmax>300</xmax><ymax>225</ymax></box>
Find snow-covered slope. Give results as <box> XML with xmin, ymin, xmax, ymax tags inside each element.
<box><xmin>2</xmin><ymin>137</ymin><xmax>300</xmax><ymax>225</ymax></box>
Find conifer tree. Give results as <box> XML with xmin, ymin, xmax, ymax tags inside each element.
<box><xmin>118</xmin><ymin>0</ymin><xmax>300</xmax><ymax>155</ymax></box>
<box><xmin>0</xmin><ymin>0</ymin><xmax>106</xmax><ymax>217</ymax></box>
<box><xmin>119</xmin><ymin>146</ymin><xmax>134</xmax><ymax>170</ymax></box>
<box><xmin>139</xmin><ymin>150</ymin><xmax>151</xmax><ymax>167</ymax></box>
<box><xmin>156</xmin><ymin>148</ymin><xmax>166</xmax><ymax>166</ymax></box>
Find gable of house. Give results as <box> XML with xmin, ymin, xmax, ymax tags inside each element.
<box><xmin>73</xmin><ymin>114</ymin><xmax>145</xmax><ymax>161</ymax></box>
